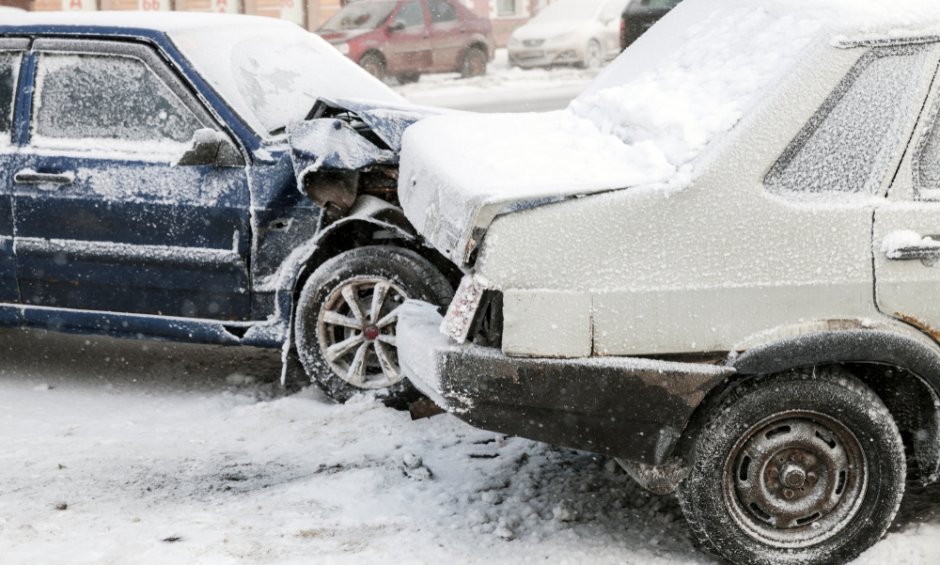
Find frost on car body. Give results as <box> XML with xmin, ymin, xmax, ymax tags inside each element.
<box><xmin>0</xmin><ymin>12</ymin><xmax>455</xmax><ymax>406</ymax></box>
<box><xmin>398</xmin><ymin>0</ymin><xmax>940</xmax><ymax>563</ymax></box>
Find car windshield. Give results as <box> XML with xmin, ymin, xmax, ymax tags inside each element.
<box><xmin>532</xmin><ymin>0</ymin><xmax>604</xmax><ymax>22</ymax></box>
<box><xmin>171</xmin><ymin>22</ymin><xmax>403</xmax><ymax>137</ymax></box>
<box><xmin>319</xmin><ymin>2</ymin><xmax>397</xmax><ymax>32</ymax></box>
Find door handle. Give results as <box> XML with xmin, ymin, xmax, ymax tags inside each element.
<box><xmin>13</xmin><ymin>169</ymin><xmax>75</xmax><ymax>187</ymax></box>
<box><xmin>883</xmin><ymin>231</ymin><xmax>940</xmax><ymax>261</ymax></box>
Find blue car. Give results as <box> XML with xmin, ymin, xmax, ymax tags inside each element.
<box><xmin>0</xmin><ymin>12</ymin><xmax>454</xmax><ymax>405</ymax></box>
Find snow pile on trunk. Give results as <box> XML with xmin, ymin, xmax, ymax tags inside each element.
<box><xmin>399</xmin><ymin>0</ymin><xmax>940</xmax><ymax>265</ymax></box>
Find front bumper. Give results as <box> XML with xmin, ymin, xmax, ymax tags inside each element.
<box><xmin>398</xmin><ymin>301</ymin><xmax>733</xmax><ymax>466</ymax></box>
<box><xmin>508</xmin><ymin>45</ymin><xmax>583</xmax><ymax>68</ymax></box>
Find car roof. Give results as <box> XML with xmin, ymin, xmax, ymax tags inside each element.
<box><xmin>0</xmin><ymin>11</ymin><xmax>296</xmax><ymax>35</ymax></box>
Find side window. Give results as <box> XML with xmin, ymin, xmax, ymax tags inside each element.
<box><xmin>396</xmin><ymin>0</ymin><xmax>425</xmax><ymax>28</ymax></box>
<box><xmin>0</xmin><ymin>51</ymin><xmax>20</xmax><ymax>146</ymax></box>
<box><xmin>765</xmin><ymin>47</ymin><xmax>932</xmax><ymax>197</ymax></box>
<box><xmin>913</xmin><ymin>88</ymin><xmax>940</xmax><ymax>200</ymax></box>
<box><xmin>429</xmin><ymin>0</ymin><xmax>458</xmax><ymax>24</ymax></box>
<box><xmin>32</xmin><ymin>52</ymin><xmax>202</xmax><ymax>151</ymax></box>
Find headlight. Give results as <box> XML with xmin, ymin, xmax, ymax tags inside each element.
<box><xmin>334</xmin><ymin>42</ymin><xmax>350</xmax><ymax>55</ymax></box>
<box><xmin>508</xmin><ymin>35</ymin><xmax>521</xmax><ymax>47</ymax></box>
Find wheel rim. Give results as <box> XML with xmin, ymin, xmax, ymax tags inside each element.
<box><xmin>723</xmin><ymin>410</ymin><xmax>868</xmax><ymax>548</ymax></box>
<box><xmin>586</xmin><ymin>42</ymin><xmax>601</xmax><ymax>68</ymax></box>
<box><xmin>316</xmin><ymin>276</ymin><xmax>408</xmax><ymax>390</ymax></box>
<box><xmin>465</xmin><ymin>50</ymin><xmax>485</xmax><ymax>76</ymax></box>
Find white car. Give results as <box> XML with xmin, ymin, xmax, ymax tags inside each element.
<box><xmin>397</xmin><ymin>0</ymin><xmax>940</xmax><ymax>563</ymax></box>
<box><xmin>508</xmin><ymin>0</ymin><xmax>626</xmax><ymax>69</ymax></box>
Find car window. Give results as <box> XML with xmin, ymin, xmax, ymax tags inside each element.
<box><xmin>765</xmin><ymin>47</ymin><xmax>932</xmax><ymax>197</ymax></box>
<box><xmin>32</xmin><ymin>52</ymin><xmax>202</xmax><ymax>152</ymax></box>
<box><xmin>912</xmin><ymin>85</ymin><xmax>940</xmax><ymax>200</ymax></box>
<box><xmin>429</xmin><ymin>0</ymin><xmax>458</xmax><ymax>23</ymax></box>
<box><xmin>0</xmin><ymin>51</ymin><xmax>19</xmax><ymax>146</ymax></box>
<box><xmin>639</xmin><ymin>0</ymin><xmax>680</xmax><ymax>9</ymax></box>
<box><xmin>397</xmin><ymin>0</ymin><xmax>425</xmax><ymax>28</ymax></box>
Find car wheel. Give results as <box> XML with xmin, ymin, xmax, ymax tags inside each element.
<box><xmin>294</xmin><ymin>246</ymin><xmax>453</xmax><ymax>408</ymax></box>
<box><xmin>580</xmin><ymin>39</ymin><xmax>602</xmax><ymax>69</ymax></box>
<box><xmin>676</xmin><ymin>367</ymin><xmax>905</xmax><ymax>565</ymax></box>
<box><xmin>396</xmin><ymin>72</ymin><xmax>421</xmax><ymax>85</ymax></box>
<box><xmin>460</xmin><ymin>47</ymin><xmax>487</xmax><ymax>78</ymax></box>
<box><xmin>359</xmin><ymin>52</ymin><xmax>386</xmax><ymax>80</ymax></box>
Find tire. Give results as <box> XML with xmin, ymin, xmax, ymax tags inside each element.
<box><xmin>396</xmin><ymin>72</ymin><xmax>421</xmax><ymax>85</ymax></box>
<box><xmin>580</xmin><ymin>39</ymin><xmax>602</xmax><ymax>69</ymax></box>
<box><xmin>460</xmin><ymin>46</ymin><xmax>487</xmax><ymax>78</ymax></box>
<box><xmin>294</xmin><ymin>246</ymin><xmax>453</xmax><ymax>408</ymax></box>
<box><xmin>359</xmin><ymin>52</ymin><xmax>386</xmax><ymax>80</ymax></box>
<box><xmin>677</xmin><ymin>367</ymin><xmax>905</xmax><ymax>565</ymax></box>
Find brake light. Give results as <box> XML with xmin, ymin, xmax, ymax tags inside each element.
<box><xmin>620</xmin><ymin>17</ymin><xmax>627</xmax><ymax>51</ymax></box>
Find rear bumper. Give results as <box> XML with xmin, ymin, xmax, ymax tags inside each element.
<box><xmin>398</xmin><ymin>301</ymin><xmax>732</xmax><ymax>465</ymax></box>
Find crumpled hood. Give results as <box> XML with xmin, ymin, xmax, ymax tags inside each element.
<box><xmin>287</xmin><ymin>98</ymin><xmax>447</xmax><ymax>186</ymax></box>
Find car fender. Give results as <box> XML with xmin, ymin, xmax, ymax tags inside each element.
<box><xmin>270</xmin><ymin>196</ymin><xmax>417</xmax><ymax>384</ymax></box>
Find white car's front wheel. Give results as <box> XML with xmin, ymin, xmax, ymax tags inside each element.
<box><xmin>581</xmin><ymin>39</ymin><xmax>602</xmax><ymax>69</ymax></box>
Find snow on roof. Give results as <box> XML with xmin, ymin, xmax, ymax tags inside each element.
<box><xmin>399</xmin><ymin>0</ymin><xmax>940</xmax><ymax>263</ymax></box>
<box><xmin>0</xmin><ymin>10</ymin><xmax>296</xmax><ymax>35</ymax></box>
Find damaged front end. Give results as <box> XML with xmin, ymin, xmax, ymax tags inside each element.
<box><xmin>288</xmin><ymin>99</ymin><xmax>446</xmax><ymax>223</ymax></box>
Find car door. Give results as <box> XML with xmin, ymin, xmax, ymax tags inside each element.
<box><xmin>12</xmin><ymin>38</ymin><xmax>251</xmax><ymax>321</ymax></box>
<box><xmin>384</xmin><ymin>0</ymin><xmax>432</xmax><ymax>74</ymax></box>
<box><xmin>427</xmin><ymin>0</ymin><xmax>464</xmax><ymax>71</ymax></box>
<box><xmin>0</xmin><ymin>39</ymin><xmax>26</xmax><ymax>304</ymax></box>
<box><xmin>875</xmin><ymin>45</ymin><xmax>940</xmax><ymax>333</ymax></box>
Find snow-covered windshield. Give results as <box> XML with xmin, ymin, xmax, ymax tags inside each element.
<box><xmin>533</xmin><ymin>0</ymin><xmax>603</xmax><ymax>22</ymax></box>
<box><xmin>320</xmin><ymin>2</ymin><xmax>397</xmax><ymax>32</ymax></box>
<box><xmin>170</xmin><ymin>22</ymin><xmax>404</xmax><ymax>137</ymax></box>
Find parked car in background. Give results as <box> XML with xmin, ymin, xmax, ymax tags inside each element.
<box><xmin>620</xmin><ymin>0</ymin><xmax>681</xmax><ymax>49</ymax></box>
<box><xmin>508</xmin><ymin>0</ymin><xmax>626</xmax><ymax>69</ymax></box>
<box><xmin>398</xmin><ymin>0</ymin><xmax>940</xmax><ymax>562</ymax></box>
<box><xmin>318</xmin><ymin>0</ymin><xmax>494</xmax><ymax>83</ymax></box>
<box><xmin>0</xmin><ymin>12</ymin><xmax>456</xmax><ymax>407</ymax></box>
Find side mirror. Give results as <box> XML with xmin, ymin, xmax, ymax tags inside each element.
<box><xmin>388</xmin><ymin>20</ymin><xmax>406</xmax><ymax>33</ymax></box>
<box><xmin>178</xmin><ymin>128</ymin><xmax>245</xmax><ymax>167</ymax></box>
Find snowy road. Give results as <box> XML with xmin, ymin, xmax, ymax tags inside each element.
<box><xmin>393</xmin><ymin>49</ymin><xmax>598</xmax><ymax>113</ymax></box>
<box><xmin>1</xmin><ymin>330</ymin><xmax>939</xmax><ymax>564</ymax></box>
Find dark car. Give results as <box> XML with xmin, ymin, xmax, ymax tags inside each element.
<box><xmin>620</xmin><ymin>0</ymin><xmax>681</xmax><ymax>50</ymax></box>
<box><xmin>318</xmin><ymin>0</ymin><xmax>494</xmax><ymax>83</ymax></box>
<box><xmin>0</xmin><ymin>12</ymin><xmax>455</xmax><ymax>406</ymax></box>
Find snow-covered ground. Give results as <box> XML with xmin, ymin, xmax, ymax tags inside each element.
<box><xmin>392</xmin><ymin>49</ymin><xmax>598</xmax><ymax>113</ymax></box>
<box><xmin>1</xmin><ymin>329</ymin><xmax>939</xmax><ymax>564</ymax></box>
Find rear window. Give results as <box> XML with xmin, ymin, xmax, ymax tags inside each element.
<box><xmin>765</xmin><ymin>47</ymin><xmax>932</xmax><ymax>197</ymax></box>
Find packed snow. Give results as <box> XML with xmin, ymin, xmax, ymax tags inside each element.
<box><xmin>1</xmin><ymin>330</ymin><xmax>939</xmax><ymax>564</ymax></box>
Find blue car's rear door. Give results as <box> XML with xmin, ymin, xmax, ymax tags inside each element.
<box><xmin>0</xmin><ymin>39</ymin><xmax>26</xmax><ymax>304</ymax></box>
<box><xmin>12</xmin><ymin>38</ymin><xmax>252</xmax><ymax>321</ymax></box>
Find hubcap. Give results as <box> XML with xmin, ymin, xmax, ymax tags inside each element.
<box><xmin>724</xmin><ymin>411</ymin><xmax>867</xmax><ymax>548</ymax></box>
<box><xmin>316</xmin><ymin>276</ymin><xmax>408</xmax><ymax>390</ymax></box>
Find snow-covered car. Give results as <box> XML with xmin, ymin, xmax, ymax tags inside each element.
<box><xmin>317</xmin><ymin>0</ymin><xmax>494</xmax><ymax>82</ymax></box>
<box><xmin>397</xmin><ymin>0</ymin><xmax>940</xmax><ymax>562</ymax></box>
<box><xmin>0</xmin><ymin>13</ymin><xmax>455</xmax><ymax>407</ymax></box>
<box><xmin>508</xmin><ymin>0</ymin><xmax>627</xmax><ymax>69</ymax></box>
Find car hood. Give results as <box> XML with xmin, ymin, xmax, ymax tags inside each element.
<box><xmin>512</xmin><ymin>21</ymin><xmax>590</xmax><ymax>41</ymax></box>
<box><xmin>398</xmin><ymin>111</ymin><xmax>676</xmax><ymax>266</ymax></box>
<box><xmin>288</xmin><ymin>98</ymin><xmax>447</xmax><ymax>181</ymax></box>
<box><xmin>318</xmin><ymin>29</ymin><xmax>372</xmax><ymax>43</ymax></box>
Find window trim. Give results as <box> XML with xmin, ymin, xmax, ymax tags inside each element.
<box><xmin>0</xmin><ymin>38</ymin><xmax>29</xmax><ymax>148</ymax></box>
<box><xmin>26</xmin><ymin>38</ymin><xmax>221</xmax><ymax>157</ymax></box>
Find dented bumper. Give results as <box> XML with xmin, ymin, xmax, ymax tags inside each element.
<box><xmin>398</xmin><ymin>301</ymin><xmax>733</xmax><ymax>466</ymax></box>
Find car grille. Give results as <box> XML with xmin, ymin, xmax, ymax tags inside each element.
<box><xmin>523</xmin><ymin>39</ymin><xmax>545</xmax><ymax>47</ymax></box>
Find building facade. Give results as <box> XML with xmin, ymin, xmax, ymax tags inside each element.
<box><xmin>0</xmin><ymin>0</ymin><xmax>547</xmax><ymax>44</ymax></box>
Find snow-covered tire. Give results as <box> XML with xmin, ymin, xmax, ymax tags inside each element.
<box><xmin>677</xmin><ymin>367</ymin><xmax>905</xmax><ymax>565</ymax></box>
<box><xmin>460</xmin><ymin>47</ymin><xmax>487</xmax><ymax>78</ymax></box>
<box><xmin>359</xmin><ymin>52</ymin><xmax>386</xmax><ymax>80</ymax></box>
<box><xmin>294</xmin><ymin>246</ymin><xmax>452</xmax><ymax>408</ymax></box>
<box><xmin>580</xmin><ymin>39</ymin><xmax>602</xmax><ymax>69</ymax></box>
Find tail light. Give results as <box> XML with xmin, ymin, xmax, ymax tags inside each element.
<box><xmin>619</xmin><ymin>17</ymin><xmax>627</xmax><ymax>51</ymax></box>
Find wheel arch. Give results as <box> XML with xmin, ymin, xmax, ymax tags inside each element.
<box><xmin>274</xmin><ymin>196</ymin><xmax>459</xmax><ymax>387</ymax></box>
<box><xmin>678</xmin><ymin>326</ymin><xmax>940</xmax><ymax>485</ymax></box>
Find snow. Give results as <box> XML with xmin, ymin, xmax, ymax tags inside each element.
<box><xmin>882</xmin><ymin>230</ymin><xmax>940</xmax><ymax>259</ymax></box>
<box><xmin>1</xmin><ymin>330</ymin><xmax>939</xmax><ymax>564</ymax></box>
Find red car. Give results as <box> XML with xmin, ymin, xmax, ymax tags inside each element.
<box><xmin>318</xmin><ymin>0</ymin><xmax>494</xmax><ymax>83</ymax></box>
